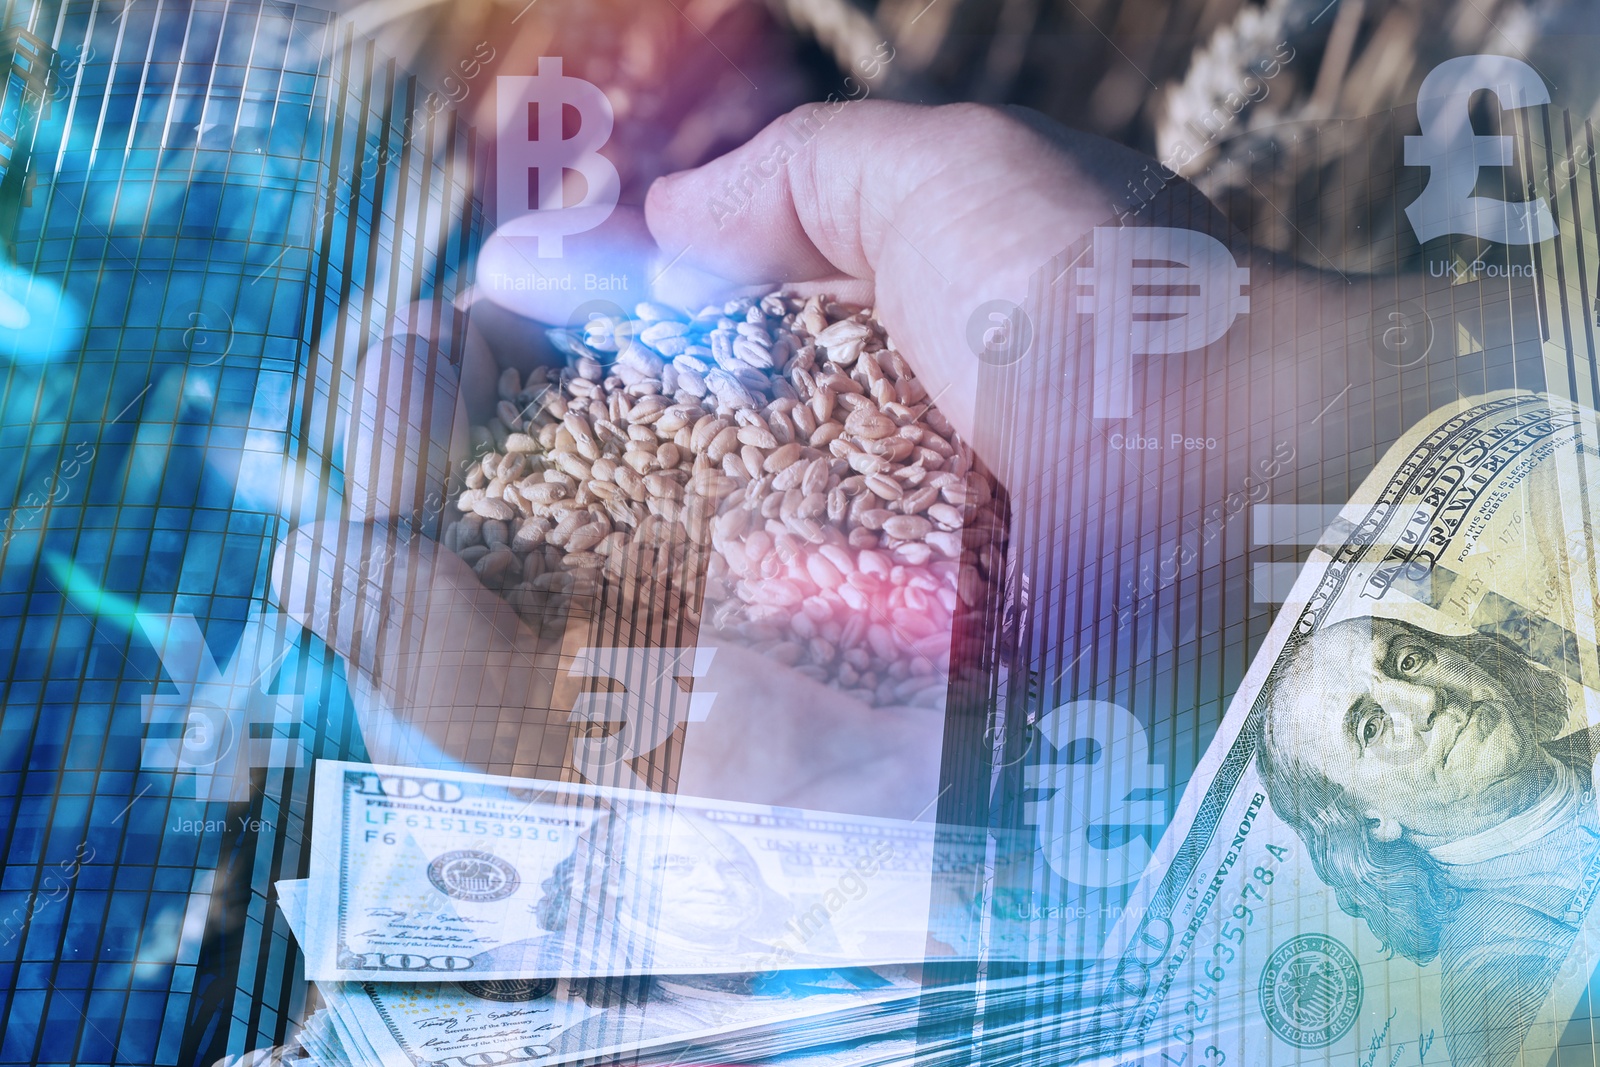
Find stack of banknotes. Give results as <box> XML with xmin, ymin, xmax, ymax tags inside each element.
<box><xmin>278</xmin><ymin>873</ymin><xmax>931</xmax><ymax>1067</ymax></box>
<box><xmin>277</xmin><ymin>759</ymin><xmax>1036</xmax><ymax>1067</ymax></box>
<box><xmin>275</xmin><ymin>391</ymin><xmax>1600</xmax><ymax>1067</ymax></box>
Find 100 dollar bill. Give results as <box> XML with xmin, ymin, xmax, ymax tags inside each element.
<box><xmin>279</xmin><ymin>880</ymin><xmax>923</xmax><ymax>1067</ymax></box>
<box><xmin>305</xmin><ymin>760</ymin><xmax>969</xmax><ymax>982</ymax></box>
<box><xmin>1089</xmin><ymin>392</ymin><xmax>1600</xmax><ymax>1067</ymax></box>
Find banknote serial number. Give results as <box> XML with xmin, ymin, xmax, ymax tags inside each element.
<box><xmin>362</xmin><ymin>810</ymin><xmax>566</xmax><ymax>843</ymax></box>
<box><xmin>1172</xmin><ymin>843</ymin><xmax>1290</xmax><ymax>1049</ymax></box>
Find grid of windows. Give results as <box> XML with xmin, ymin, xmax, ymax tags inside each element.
<box><xmin>953</xmin><ymin>105</ymin><xmax>1600</xmax><ymax>1057</ymax></box>
<box><xmin>0</xmin><ymin>0</ymin><xmax>481</xmax><ymax>1062</ymax></box>
<box><xmin>6</xmin><ymin>8</ymin><xmax>1597</xmax><ymax>1067</ymax></box>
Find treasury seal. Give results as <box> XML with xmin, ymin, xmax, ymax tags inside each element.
<box><xmin>457</xmin><ymin>978</ymin><xmax>557</xmax><ymax>1002</ymax></box>
<box><xmin>1258</xmin><ymin>933</ymin><xmax>1362</xmax><ymax>1048</ymax></box>
<box><xmin>427</xmin><ymin>850</ymin><xmax>521</xmax><ymax>903</ymax></box>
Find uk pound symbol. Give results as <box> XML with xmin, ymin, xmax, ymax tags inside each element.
<box><xmin>1024</xmin><ymin>700</ymin><xmax>1167</xmax><ymax>889</ymax></box>
<box><xmin>1404</xmin><ymin>55</ymin><xmax>1556</xmax><ymax>245</ymax></box>
<box><xmin>1075</xmin><ymin>227</ymin><xmax>1250</xmax><ymax>419</ymax></box>
<box><xmin>496</xmin><ymin>59</ymin><xmax>620</xmax><ymax>257</ymax></box>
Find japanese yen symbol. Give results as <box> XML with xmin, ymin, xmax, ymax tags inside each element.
<box><xmin>1075</xmin><ymin>227</ymin><xmax>1250</xmax><ymax>418</ymax></box>
<box><xmin>140</xmin><ymin>607</ymin><xmax>307</xmax><ymax>802</ymax></box>
<box><xmin>1404</xmin><ymin>55</ymin><xmax>1557</xmax><ymax>245</ymax></box>
<box><xmin>496</xmin><ymin>59</ymin><xmax>620</xmax><ymax>257</ymax></box>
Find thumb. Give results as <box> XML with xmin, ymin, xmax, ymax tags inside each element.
<box><xmin>342</xmin><ymin>299</ymin><xmax>487</xmax><ymax>530</ymax></box>
<box><xmin>644</xmin><ymin>101</ymin><xmax>1126</xmax><ymax>453</ymax></box>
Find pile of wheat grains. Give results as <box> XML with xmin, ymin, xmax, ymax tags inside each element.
<box><xmin>444</xmin><ymin>292</ymin><xmax>1005</xmax><ymax>708</ymax></box>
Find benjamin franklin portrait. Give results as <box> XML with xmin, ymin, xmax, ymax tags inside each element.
<box><xmin>471</xmin><ymin>803</ymin><xmax>799</xmax><ymax>977</ymax></box>
<box><xmin>1257</xmin><ymin>616</ymin><xmax>1600</xmax><ymax>1066</ymax></box>
<box><xmin>468</xmin><ymin>804</ymin><xmax>888</xmax><ymax>1056</ymax></box>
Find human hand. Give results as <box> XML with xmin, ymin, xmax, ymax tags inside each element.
<box><xmin>270</xmin><ymin>294</ymin><xmax>946</xmax><ymax>820</ymax></box>
<box><xmin>272</xmin><ymin>102</ymin><xmax>1174</xmax><ymax>819</ymax></box>
<box><xmin>642</xmin><ymin>100</ymin><xmax>1186</xmax><ymax>478</ymax></box>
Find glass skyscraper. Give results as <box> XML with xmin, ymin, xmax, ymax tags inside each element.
<box><xmin>956</xmin><ymin>104</ymin><xmax>1600</xmax><ymax>1061</ymax></box>
<box><xmin>0</xmin><ymin>0</ymin><xmax>482</xmax><ymax>1062</ymax></box>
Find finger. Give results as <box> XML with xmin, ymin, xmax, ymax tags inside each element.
<box><xmin>476</xmin><ymin>206</ymin><xmax>655</xmax><ymax>326</ymax></box>
<box><xmin>477</xmin><ymin>202</ymin><xmax>757</xmax><ymax>328</ymax></box>
<box><xmin>647</xmin><ymin>252</ymin><xmax>764</xmax><ymax>314</ymax></box>
<box><xmin>272</xmin><ymin>521</ymin><xmax>568</xmax><ymax>774</ymax></box>
<box><xmin>644</xmin><ymin>101</ymin><xmax>1116</xmax><ymax>449</ymax></box>
<box><xmin>644</xmin><ymin>100</ymin><xmax>1117</xmax><ymax>293</ymax></box>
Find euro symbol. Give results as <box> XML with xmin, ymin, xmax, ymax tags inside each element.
<box><xmin>495</xmin><ymin>59</ymin><xmax>621</xmax><ymax>258</ymax></box>
<box><xmin>1024</xmin><ymin>700</ymin><xmax>1166</xmax><ymax>889</ymax></box>
<box><xmin>1403</xmin><ymin>55</ymin><xmax>1556</xmax><ymax>245</ymax></box>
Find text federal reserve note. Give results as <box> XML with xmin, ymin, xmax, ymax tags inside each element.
<box><xmin>305</xmin><ymin>760</ymin><xmax>959</xmax><ymax>982</ymax></box>
<box><xmin>279</xmin><ymin>879</ymin><xmax>922</xmax><ymax>1067</ymax></box>
<box><xmin>1091</xmin><ymin>392</ymin><xmax>1600</xmax><ymax>1067</ymax></box>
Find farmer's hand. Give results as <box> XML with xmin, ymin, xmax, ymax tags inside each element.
<box><xmin>270</xmin><ymin>297</ymin><xmax>945</xmax><ymax>821</ymax></box>
<box><xmin>644</xmin><ymin>100</ymin><xmax>1184</xmax><ymax>476</ymax></box>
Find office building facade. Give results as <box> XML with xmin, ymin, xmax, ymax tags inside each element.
<box><xmin>0</xmin><ymin>0</ymin><xmax>481</xmax><ymax>1061</ymax></box>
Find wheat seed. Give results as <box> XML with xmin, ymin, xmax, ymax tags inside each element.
<box><xmin>445</xmin><ymin>293</ymin><xmax>1006</xmax><ymax>706</ymax></box>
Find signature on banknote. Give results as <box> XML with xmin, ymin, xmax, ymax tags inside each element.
<box><xmin>305</xmin><ymin>760</ymin><xmax>953</xmax><ymax>982</ymax></box>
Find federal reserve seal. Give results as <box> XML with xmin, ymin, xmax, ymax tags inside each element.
<box><xmin>1258</xmin><ymin>933</ymin><xmax>1362</xmax><ymax>1048</ymax></box>
<box><xmin>426</xmin><ymin>850</ymin><xmax>521</xmax><ymax>903</ymax></box>
<box><xmin>457</xmin><ymin>978</ymin><xmax>556</xmax><ymax>1002</ymax></box>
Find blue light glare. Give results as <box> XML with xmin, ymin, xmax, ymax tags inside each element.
<box><xmin>0</xmin><ymin>260</ymin><xmax>84</xmax><ymax>362</ymax></box>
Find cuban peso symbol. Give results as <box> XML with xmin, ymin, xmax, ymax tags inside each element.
<box><xmin>1024</xmin><ymin>699</ymin><xmax>1166</xmax><ymax>888</ymax></box>
<box><xmin>495</xmin><ymin>59</ymin><xmax>620</xmax><ymax>257</ymax></box>
<box><xmin>1403</xmin><ymin>54</ymin><xmax>1557</xmax><ymax>245</ymax></box>
<box><xmin>1075</xmin><ymin>227</ymin><xmax>1250</xmax><ymax>419</ymax></box>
